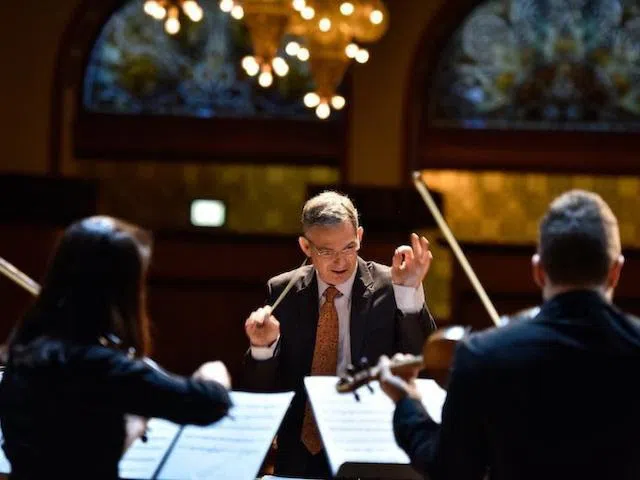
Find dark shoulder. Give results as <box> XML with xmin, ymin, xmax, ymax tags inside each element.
<box><xmin>7</xmin><ymin>340</ymin><xmax>136</xmax><ymax>378</ymax></box>
<box><xmin>454</xmin><ymin>320</ymin><xmax>544</xmax><ymax>371</ymax></box>
<box><xmin>66</xmin><ymin>344</ymin><xmax>144</xmax><ymax>375</ymax></box>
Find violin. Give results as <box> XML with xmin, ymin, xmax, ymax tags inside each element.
<box><xmin>336</xmin><ymin>172</ymin><xmax>538</xmax><ymax>395</ymax></box>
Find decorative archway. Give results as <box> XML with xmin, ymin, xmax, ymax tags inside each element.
<box><xmin>404</xmin><ymin>0</ymin><xmax>640</xmax><ymax>177</ymax></box>
<box><xmin>50</xmin><ymin>0</ymin><xmax>347</xmax><ymax>173</ymax></box>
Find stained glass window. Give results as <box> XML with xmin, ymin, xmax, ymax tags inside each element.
<box><xmin>83</xmin><ymin>0</ymin><xmax>323</xmax><ymax>119</ymax></box>
<box><xmin>428</xmin><ymin>0</ymin><xmax>640</xmax><ymax>131</ymax></box>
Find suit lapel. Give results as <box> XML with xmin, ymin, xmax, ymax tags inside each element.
<box><xmin>350</xmin><ymin>257</ymin><xmax>374</xmax><ymax>363</ymax></box>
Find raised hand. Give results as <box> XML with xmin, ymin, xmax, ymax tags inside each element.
<box><xmin>391</xmin><ymin>233</ymin><xmax>433</xmax><ymax>288</ymax></box>
<box><xmin>244</xmin><ymin>306</ymin><xmax>280</xmax><ymax>348</ymax></box>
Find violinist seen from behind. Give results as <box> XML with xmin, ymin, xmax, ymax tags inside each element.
<box><xmin>379</xmin><ymin>189</ymin><xmax>640</xmax><ymax>480</ymax></box>
<box><xmin>0</xmin><ymin>216</ymin><xmax>233</xmax><ymax>480</ymax></box>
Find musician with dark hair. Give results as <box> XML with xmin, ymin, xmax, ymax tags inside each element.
<box><xmin>0</xmin><ymin>216</ymin><xmax>232</xmax><ymax>480</ymax></box>
<box><xmin>380</xmin><ymin>189</ymin><xmax>640</xmax><ymax>480</ymax></box>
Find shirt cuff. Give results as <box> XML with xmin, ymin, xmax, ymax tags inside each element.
<box><xmin>250</xmin><ymin>336</ymin><xmax>280</xmax><ymax>360</ymax></box>
<box><xmin>393</xmin><ymin>283</ymin><xmax>426</xmax><ymax>314</ymax></box>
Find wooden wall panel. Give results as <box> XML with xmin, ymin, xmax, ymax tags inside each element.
<box><xmin>447</xmin><ymin>243</ymin><xmax>640</xmax><ymax>331</ymax></box>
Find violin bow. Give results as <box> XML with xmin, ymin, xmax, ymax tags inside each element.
<box><xmin>0</xmin><ymin>257</ymin><xmax>40</xmax><ymax>296</ymax></box>
<box><xmin>412</xmin><ymin>171</ymin><xmax>501</xmax><ymax>328</ymax></box>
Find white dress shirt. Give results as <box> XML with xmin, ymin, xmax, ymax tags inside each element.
<box><xmin>251</xmin><ymin>268</ymin><xmax>426</xmax><ymax>376</ymax></box>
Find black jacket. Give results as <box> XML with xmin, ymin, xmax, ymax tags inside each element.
<box><xmin>244</xmin><ymin>258</ymin><xmax>435</xmax><ymax>476</ymax></box>
<box><xmin>394</xmin><ymin>290</ymin><xmax>640</xmax><ymax>480</ymax></box>
<box><xmin>0</xmin><ymin>340</ymin><xmax>232</xmax><ymax>480</ymax></box>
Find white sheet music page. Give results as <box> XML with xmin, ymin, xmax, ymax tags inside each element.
<box><xmin>156</xmin><ymin>391</ymin><xmax>294</xmax><ymax>480</ymax></box>
<box><xmin>0</xmin><ymin>434</ymin><xmax>10</xmax><ymax>475</ymax></box>
<box><xmin>119</xmin><ymin>418</ymin><xmax>182</xmax><ymax>480</ymax></box>
<box><xmin>304</xmin><ymin>376</ymin><xmax>446</xmax><ymax>478</ymax></box>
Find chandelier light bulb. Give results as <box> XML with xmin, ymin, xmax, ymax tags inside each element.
<box><xmin>285</xmin><ymin>41</ymin><xmax>301</xmax><ymax>56</ymax></box>
<box><xmin>219</xmin><ymin>0</ymin><xmax>234</xmax><ymax>13</ymax></box>
<box><xmin>165</xmin><ymin>6</ymin><xmax>180</xmax><ymax>34</ymax></box>
<box><xmin>258</xmin><ymin>70</ymin><xmax>274</xmax><ymax>88</ymax></box>
<box><xmin>156</xmin><ymin>6</ymin><xmax>168</xmax><ymax>19</ymax></box>
<box><xmin>182</xmin><ymin>0</ymin><xmax>203</xmax><ymax>22</ymax></box>
<box><xmin>292</xmin><ymin>0</ymin><xmax>306</xmax><ymax>11</ymax></box>
<box><xmin>144</xmin><ymin>0</ymin><xmax>167</xmax><ymax>20</ymax></box>
<box><xmin>331</xmin><ymin>95</ymin><xmax>346</xmax><ymax>110</ymax></box>
<box><xmin>304</xmin><ymin>92</ymin><xmax>321</xmax><ymax>108</ymax></box>
<box><xmin>165</xmin><ymin>17</ymin><xmax>181</xmax><ymax>34</ymax></box>
<box><xmin>301</xmin><ymin>6</ymin><xmax>315</xmax><ymax>20</ymax></box>
<box><xmin>143</xmin><ymin>0</ymin><xmax>157</xmax><ymax>15</ymax></box>
<box><xmin>316</xmin><ymin>102</ymin><xmax>331</xmax><ymax>119</ymax></box>
<box><xmin>241</xmin><ymin>56</ymin><xmax>260</xmax><ymax>76</ymax></box>
<box><xmin>370</xmin><ymin>9</ymin><xmax>384</xmax><ymax>24</ymax></box>
<box><xmin>272</xmin><ymin>57</ymin><xmax>290</xmax><ymax>77</ymax></box>
<box><xmin>318</xmin><ymin>18</ymin><xmax>332</xmax><ymax>32</ymax></box>
<box><xmin>339</xmin><ymin>2</ymin><xmax>355</xmax><ymax>15</ymax></box>
<box><xmin>355</xmin><ymin>48</ymin><xmax>370</xmax><ymax>63</ymax></box>
<box><xmin>297</xmin><ymin>47</ymin><xmax>310</xmax><ymax>61</ymax></box>
<box><xmin>144</xmin><ymin>1</ymin><xmax>157</xmax><ymax>18</ymax></box>
<box><xmin>345</xmin><ymin>43</ymin><xmax>359</xmax><ymax>58</ymax></box>
<box><xmin>231</xmin><ymin>5</ymin><xmax>244</xmax><ymax>19</ymax></box>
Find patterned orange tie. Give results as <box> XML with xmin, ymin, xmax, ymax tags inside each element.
<box><xmin>301</xmin><ymin>285</ymin><xmax>342</xmax><ymax>454</ymax></box>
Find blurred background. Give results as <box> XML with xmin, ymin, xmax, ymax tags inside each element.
<box><xmin>2</xmin><ymin>0</ymin><xmax>640</xmax><ymax>383</ymax></box>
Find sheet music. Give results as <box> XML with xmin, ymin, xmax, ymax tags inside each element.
<box><xmin>0</xmin><ymin>372</ymin><xmax>10</xmax><ymax>475</ymax></box>
<box><xmin>119</xmin><ymin>418</ymin><xmax>182</xmax><ymax>480</ymax></box>
<box><xmin>0</xmin><ymin>435</ymin><xmax>10</xmax><ymax>475</ymax></box>
<box><xmin>156</xmin><ymin>391</ymin><xmax>294</xmax><ymax>480</ymax></box>
<box><xmin>304</xmin><ymin>376</ymin><xmax>446</xmax><ymax>478</ymax></box>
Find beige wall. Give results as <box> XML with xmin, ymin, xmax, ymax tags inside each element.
<box><xmin>348</xmin><ymin>0</ymin><xmax>440</xmax><ymax>186</ymax></box>
<box><xmin>0</xmin><ymin>0</ymin><xmax>78</xmax><ymax>173</ymax></box>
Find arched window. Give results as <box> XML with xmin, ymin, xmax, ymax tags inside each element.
<box><xmin>83</xmin><ymin>0</ymin><xmax>318</xmax><ymax>119</ymax></box>
<box><xmin>65</xmin><ymin>0</ymin><xmax>345</xmax><ymax>164</ymax></box>
<box><xmin>407</xmin><ymin>0</ymin><xmax>640</xmax><ymax>174</ymax></box>
<box><xmin>429</xmin><ymin>0</ymin><xmax>640</xmax><ymax>132</ymax></box>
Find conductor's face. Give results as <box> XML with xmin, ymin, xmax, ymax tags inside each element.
<box><xmin>299</xmin><ymin>220</ymin><xmax>363</xmax><ymax>286</ymax></box>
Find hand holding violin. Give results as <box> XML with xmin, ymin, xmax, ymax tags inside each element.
<box><xmin>378</xmin><ymin>353</ymin><xmax>423</xmax><ymax>404</ymax></box>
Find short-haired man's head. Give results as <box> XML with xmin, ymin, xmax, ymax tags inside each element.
<box><xmin>538</xmin><ymin>189</ymin><xmax>620</xmax><ymax>287</ymax></box>
<box><xmin>301</xmin><ymin>191</ymin><xmax>359</xmax><ymax>233</ymax></box>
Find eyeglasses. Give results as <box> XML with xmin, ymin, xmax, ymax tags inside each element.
<box><xmin>305</xmin><ymin>238</ymin><xmax>360</xmax><ymax>259</ymax></box>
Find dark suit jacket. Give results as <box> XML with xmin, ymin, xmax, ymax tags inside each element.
<box><xmin>244</xmin><ymin>257</ymin><xmax>435</xmax><ymax>474</ymax></box>
<box><xmin>394</xmin><ymin>290</ymin><xmax>640</xmax><ymax>480</ymax></box>
<box><xmin>0</xmin><ymin>339</ymin><xmax>231</xmax><ymax>480</ymax></box>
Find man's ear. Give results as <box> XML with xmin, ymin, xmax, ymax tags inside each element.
<box><xmin>357</xmin><ymin>226</ymin><xmax>364</xmax><ymax>244</ymax></box>
<box><xmin>607</xmin><ymin>254</ymin><xmax>625</xmax><ymax>290</ymax></box>
<box><xmin>298</xmin><ymin>236</ymin><xmax>312</xmax><ymax>258</ymax></box>
<box><xmin>531</xmin><ymin>254</ymin><xmax>546</xmax><ymax>289</ymax></box>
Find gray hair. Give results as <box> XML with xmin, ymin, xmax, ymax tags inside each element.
<box><xmin>301</xmin><ymin>191</ymin><xmax>360</xmax><ymax>233</ymax></box>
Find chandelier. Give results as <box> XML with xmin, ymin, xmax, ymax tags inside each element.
<box><xmin>143</xmin><ymin>0</ymin><xmax>204</xmax><ymax>34</ymax></box>
<box><xmin>290</xmin><ymin>0</ymin><xmax>388</xmax><ymax>118</ymax></box>
<box><xmin>219</xmin><ymin>0</ymin><xmax>293</xmax><ymax>88</ymax></box>
<box><xmin>221</xmin><ymin>0</ymin><xmax>389</xmax><ymax>119</ymax></box>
